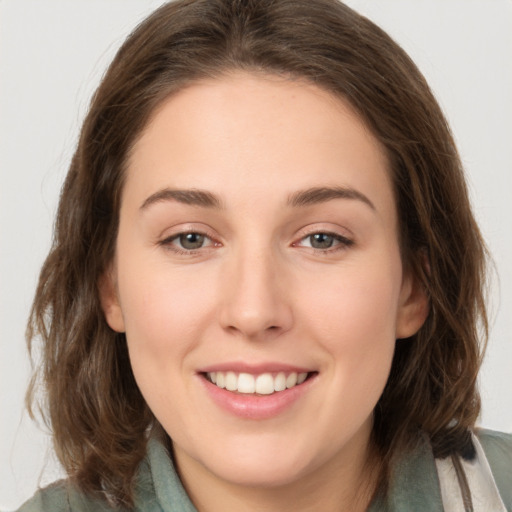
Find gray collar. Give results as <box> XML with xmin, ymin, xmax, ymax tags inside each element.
<box><xmin>142</xmin><ymin>433</ymin><xmax>443</xmax><ymax>512</ymax></box>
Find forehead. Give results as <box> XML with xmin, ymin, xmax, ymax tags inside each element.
<box><xmin>124</xmin><ymin>72</ymin><xmax>395</xmax><ymax>217</ymax></box>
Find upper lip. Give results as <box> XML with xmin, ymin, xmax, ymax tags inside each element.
<box><xmin>197</xmin><ymin>362</ymin><xmax>314</xmax><ymax>375</ymax></box>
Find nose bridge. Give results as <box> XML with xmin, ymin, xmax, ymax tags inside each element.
<box><xmin>219</xmin><ymin>240</ymin><xmax>292</xmax><ymax>339</ymax></box>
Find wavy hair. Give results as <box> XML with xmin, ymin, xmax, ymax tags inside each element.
<box><xmin>27</xmin><ymin>0</ymin><xmax>488</xmax><ymax>506</ymax></box>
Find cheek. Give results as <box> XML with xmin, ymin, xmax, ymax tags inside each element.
<box><xmin>115</xmin><ymin>258</ymin><xmax>216</xmax><ymax>402</ymax></box>
<box><xmin>304</xmin><ymin>264</ymin><xmax>401</xmax><ymax>345</ymax></box>
<box><xmin>301</xmin><ymin>262</ymin><xmax>401</xmax><ymax>392</ymax></box>
<box><xmin>119</xmin><ymin>254</ymin><xmax>212</xmax><ymax>339</ymax></box>
<box><xmin>117</xmin><ymin>269</ymin><xmax>213</xmax><ymax>420</ymax></box>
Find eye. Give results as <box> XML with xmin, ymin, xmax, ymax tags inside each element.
<box><xmin>176</xmin><ymin>232</ymin><xmax>208</xmax><ymax>250</ymax></box>
<box><xmin>160</xmin><ymin>231</ymin><xmax>216</xmax><ymax>253</ymax></box>
<box><xmin>307</xmin><ymin>233</ymin><xmax>336</xmax><ymax>249</ymax></box>
<box><xmin>295</xmin><ymin>231</ymin><xmax>353</xmax><ymax>252</ymax></box>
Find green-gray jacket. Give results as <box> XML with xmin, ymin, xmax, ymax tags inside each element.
<box><xmin>16</xmin><ymin>429</ymin><xmax>512</xmax><ymax>511</ymax></box>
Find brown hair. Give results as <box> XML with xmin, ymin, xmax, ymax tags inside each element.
<box><xmin>27</xmin><ymin>0</ymin><xmax>488</xmax><ymax>506</ymax></box>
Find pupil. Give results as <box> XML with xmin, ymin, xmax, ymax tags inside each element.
<box><xmin>180</xmin><ymin>233</ymin><xmax>205</xmax><ymax>249</ymax></box>
<box><xmin>311</xmin><ymin>233</ymin><xmax>333</xmax><ymax>249</ymax></box>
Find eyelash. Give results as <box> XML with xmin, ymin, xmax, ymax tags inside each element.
<box><xmin>293</xmin><ymin>231</ymin><xmax>354</xmax><ymax>254</ymax></box>
<box><xmin>159</xmin><ymin>230</ymin><xmax>219</xmax><ymax>255</ymax></box>
<box><xmin>159</xmin><ymin>230</ymin><xmax>354</xmax><ymax>255</ymax></box>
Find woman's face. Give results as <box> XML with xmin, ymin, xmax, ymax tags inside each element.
<box><xmin>102</xmin><ymin>73</ymin><xmax>427</xmax><ymax>490</ymax></box>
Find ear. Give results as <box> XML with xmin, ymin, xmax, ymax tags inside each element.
<box><xmin>98</xmin><ymin>266</ymin><xmax>125</xmax><ymax>333</ymax></box>
<box><xmin>395</xmin><ymin>269</ymin><xmax>429</xmax><ymax>340</ymax></box>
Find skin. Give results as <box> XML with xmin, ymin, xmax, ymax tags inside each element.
<box><xmin>101</xmin><ymin>72</ymin><xmax>428</xmax><ymax>512</ymax></box>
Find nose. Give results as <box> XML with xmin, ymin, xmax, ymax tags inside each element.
<box><xmin>218</xmin><ymin>247</ymin><xmax>293</xmax><ymax>341</ymax></box>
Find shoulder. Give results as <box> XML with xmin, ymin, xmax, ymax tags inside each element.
<box><xmin>477</xmin><ymin>428</ymin><xmax>512</xmax><ymax>455</ymax></box>
<box><xmin>476</xmin><ymin>428</ymin><xmax>512</xmax><ymax>508</ymax></box>
<box><xmin>16</xmin><ymin>480</ymin><xmax>71</xmax><ymax>512</ymax></box>
<box><xmin>15</xmin><ymin>479</ymin><xmax>119</xmax><ymax>512</ymax></box>
<box><xmin>14</xmin><ymin>437</ymin><xmax>177</xmax><ymax>512</ymax></box>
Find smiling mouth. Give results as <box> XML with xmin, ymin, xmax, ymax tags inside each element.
<box><xmin>204</xmin><ymin>371</ymin><xmax>315</xmax><ymax>395</ymax></box>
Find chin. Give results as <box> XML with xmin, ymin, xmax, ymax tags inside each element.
<box><xmin>207</xmin><ymin>458</ymin><xmax>312</xmax><ymax>488</ymax></box>
<box><xmin>185</xmin><ymin>437</ymin><xmax>322</xmax><ymax>489</ymax></box>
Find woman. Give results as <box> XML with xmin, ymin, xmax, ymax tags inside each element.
<box><xmin>19</xmin><ymin>0</ymin><xmax>512</xmax><ymax>510</ymax></box>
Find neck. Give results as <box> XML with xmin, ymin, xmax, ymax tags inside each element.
<box><xmin>173</xmin><ymin>430</ymin><xmax>381</xmax><ymax>512</ymax></box>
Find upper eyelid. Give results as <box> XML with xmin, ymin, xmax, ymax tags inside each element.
<box><xmin>299</xmin><ymin>229</ymin><xmax>350</xmax><ymax>238</ymax></box>
<box><xmin>156</xmin><ymin>224</ymin><xmax>354</xmax><ymax>247</ymax></box>
<box><xmin>158</xmin><ymin>231</ymin><xmax>219</xmax><ymax>256</ymax></box>
<box><xmin>164</xmin><ymin>232</ymin><xmax>216</xmax><ymax>245</ymax></box>
<box><xmin>294</xmin><ymin>225</ymin><xmax>354</xmax><ymax>242</ymax></box>
<box><xmin>295</xmin><ymin>232</ymin><xmax>353</xmax><ymax>246</ymax></box>
<box><xmin>158</xmin><ymin>223</ymin><xmax>218</xmax><ymax>241</ymax></box>
<box><xmin>157</xmin><ymin>231</ymin><xmax>217</xmax><ymax>254</ymax></box>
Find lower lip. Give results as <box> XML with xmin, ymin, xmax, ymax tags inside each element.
<box><xmin>199</xmin><ymin>374</ymin><xmax>316</xmax><ymax>420</ymax></box>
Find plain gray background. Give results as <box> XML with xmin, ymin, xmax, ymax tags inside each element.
<box><xmin>1</xmin><ymin>1</ymin><xmax>511</xmax><ymax>509</ymax></box>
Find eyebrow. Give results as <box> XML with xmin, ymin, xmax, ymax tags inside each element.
<box><xmin>140</xmin><ymin>185</ymin><xmax>375</xmax><ymax>212</ymax></box>
<box><xmin>287</xmin><ymin>186</ymin><xmax>375</xmax><ymax>210</ymax></box>
<box><xmin>140</xmin><ymin>188</ymin><xmax>223</xmax><ymax>211</ymax></box>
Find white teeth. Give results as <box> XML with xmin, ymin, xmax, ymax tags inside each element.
<box><xmin>286</xmin><ymin>373</ymin><xmax>297</xmax><ymax>388</ymax></box>
<box><xmin>238</xmin><ymin>373</ymin><xmax>256</xmax><ymax>393</ymax></box>
<box><xmin>255</xmin><ymin>373</ymin><xmax>274</xmax><ymax>395</ymax></box>
<box><xmin>274</xmin><ymin>372</ymin><xmax>287</xmax><ymax>392</ymax></box>
<box><xmin>297</xmin><ymin>372</ymin><xmax>308</xmax><ymax>384</ymax></box>
<box><xmin>206</xmin><ymin>371</ymin><xmax>310</xmax><ymax>395</ymax></box>
<box><xmin>216</xmin><ymin>372</ymin><xmax>225</xmax><ymax>389</ymax></box>
<box><xmin>225</xmin><ymin>371</ymin><xmax>237</xmax><ymax>391</ymax></box>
